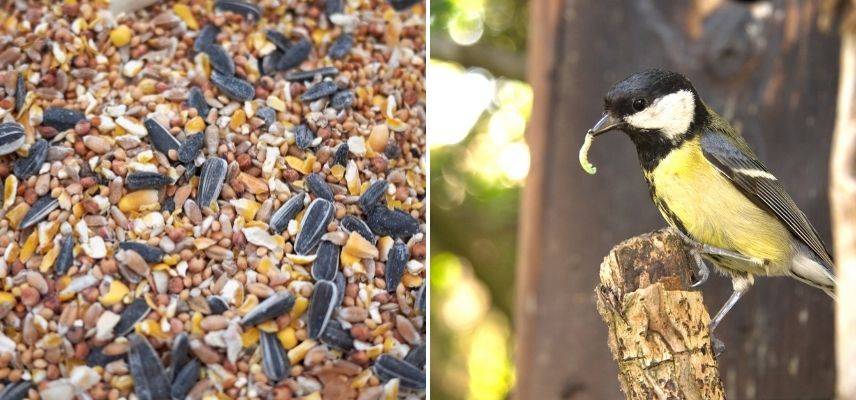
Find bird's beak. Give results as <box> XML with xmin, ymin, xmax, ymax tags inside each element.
<box><xmin>587</xmin><ymin>113</ymin><xmax>624</xmax><ymax>136</ymax></box>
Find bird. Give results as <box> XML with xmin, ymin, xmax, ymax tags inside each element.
<box><xmin>580</xmin><ymin>69</ymin><xmax>836</xmax><ymax>333</ymax></box>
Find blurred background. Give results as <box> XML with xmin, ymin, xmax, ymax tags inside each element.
<box><xmin>428</xmin><ymin>0</ymin><xmax>529</xmax><ymax>398</ymax></box>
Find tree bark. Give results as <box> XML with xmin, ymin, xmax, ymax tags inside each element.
<box><xmin>596</xmin><ymin>229</ymin><xmax>724</xmax><ymax>400</ymax></box>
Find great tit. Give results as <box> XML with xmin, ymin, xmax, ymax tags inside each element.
<box><xmin>581</xmin><ymin>69</ymin><xmax>835</xmax><ymax>332</ymax></box>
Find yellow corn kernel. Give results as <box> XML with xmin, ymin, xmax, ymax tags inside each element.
<box><xmin>343</xmin><ymin>232</ymin><xmax>378</xmax><ymax>259</ymax></box>
<box><xmin>277</xmin><ymin>327</ymin><xmax>297</xmax><ymax>349</ymax></box>
<box><xmin>257</xmin><ymin>320</ymin><xmax>279</xmax><ymax>333</ymax></box>
<box><xmin>19</xmin><ymin>231</ymin><xmax>38</xmax><ymax>263</ymax></box>
<box><xmin>118</xmin><ymin>190</ymin><xmax>159</xmax><ymax>213</ymax></box>
<box><xmin>100</xmin><ymin>280</ymin><xmax>129</xmax><ymax>306</ymax></box>
<box><xmin>109</xmin><ymin>25</ymin><xmax>133</xmax><ymax>47</ymax></box>
<box><xmin>289</xmin><ymin>296</ymin><xmax>309</xmax><ymax>320</ymax></box>
<box><xmin>173</xmin><ymin>4</ymin><xmax>199</xmax><ymax>30</ymax></box>
<box><xmin>39</xmin><ymin>246</ymin><xmax>59</xmax><ymax>273</ymax></box>
<box><xmin>401</xmin><ymin>273</ymin><xmax>423</xmax><ymax>288</ymax></box>
<box><xmin>3</xmin><ymin>175</ymin><xmax>17</xmax><ymax>211</ymax></box>
<box><xmin>241</xmin><ymin>327</ymin><xmax>260</xmax><ymax>347</ymax></box>
<box><xmin>287</xmin><ymin>339</ymin><xmax>317</xmax><ymax>364</ymax></box>
<box><xmin>191</xmin><ymin>312</ymin><xmax>203</xmax><ymax>336</ymax></box>
<box><xmin>230</xmin><ymin>109</ymin><xmax>247</xmax><ymax>130</ymax></box>
<box><xmin>330</xmin><ymin>164</ymin><xmax>346</xmax><ymax>180</ymax></box>
<box><xmin>6</xmin><ymin>202</ymin><xmax>29</xmax><ymax>229</ymax></box>
<box><xmin>266</xmin><ymin>96</ymin><xmax>286</xmax><ymax>112</ymax></box>
<box><xmin>185</xmin><ymin>116</ymin><xmax>205</xmax><ymax>133</ymax></box>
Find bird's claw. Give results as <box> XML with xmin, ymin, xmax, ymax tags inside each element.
<box><xmin>690</xmin><ymin>251</ymin><xmax>710</xmax><ymax>288</ymax></box>
<box><xmin>711</xmin><ymin>335</ymin><xmax>726</xmax><ymax>357</ymax></box>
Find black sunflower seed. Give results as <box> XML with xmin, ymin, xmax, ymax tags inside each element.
<box><xmin>85</xmin><ymin>346</ymin><xmax>125</xmax><ymax>367</ymax></box>
<box><xmin>366</xmin><ymin>205</ymin><xmax>420</xmax><ymax>238</ymax></box>
<box><xmin>405</xmin><ymin>344</ymin><xmax>426</xmax><ymax>369</ymax></box>
<box><xmin>256</xmin><ymin>107</ymin><xmax>276</xmax><ymax>129</ymax></box>
<box><xmin>300</xmin><ymin>81</ymin><xmax>338</xmax><ymax>102</ymax></box>
<box><xmin>0</xmin><ymin>122</ymin><xmax>25</xmax><ymax>156</ymax></box>
<box><xmin>54</xmin><ymin>235</ymin><xmax>75</xmax><ymax>276</ymax></box>
<box><xmin>20</xmin><ymin>195</ymin><xmax>58</xmax><ymax>229</ymax></box>
<box><xmin>295</xmin><ymin>124</ymin><xmax>315</xmax><ymax>149</ymax></box>
<box><xmin>308</xmin><ymin>280</ymin><xmax>338</xmax><ymax>339</ymax></box>
<box><xmin>241</xmin><ymin>291</ymin><xmax>296</xmax><ymax>326</ymax></box>
<box><xmin>144</xmin><ymin>118</ymin><xmax>181</xmax><ymax>156</ymax></box>
<box><xmin>328</xmin><ymin>34</ymin><xmax>353</xmax><ymax>60</ymax></box>
<box><xmin>358</xmin><ymin>180</ymin><xmax>388</xmax><ymax>211</ymax></box>
<box><xmin>119</xmin><ymin>242</ymin><xmax>165</xmax><ymax>263</ymax></box>
<box><xmin>312</xmin><ymin>241</ymin><xmax>339</xmax><ymax>281</ymax></box>
<box><xmin>178</xmin><ymin>133</ymin><xmax>204</xmax><ymax>164</ymax></box>
<box><xmin>163</xmin><ymin>197</ymin><xmax>176</xmax><ymax>213</ymax></box>
<box><xmin>294</xmin><ymin>198</ymin><xmax>335</xmax><ymax>255</ymax></box>
<box><xmin>187</xmin><ymin>86</ymin><xmax>210</xmax><ymax>117</ymax></box>
<box><xmin>214</xmin><ymin>0</ymin><xmax>262</xmax><ymax>19</ymax></box>
<box><xmin>326</xmin><ymin>0</ymin><xmax>343</xmax><ymax>15</ymax></box>
<box><xmin>15</xmin><ymin>73</ymin><xmax>26</xmax><ymax>113</ymax></box>
<box><xmin>341</xmin><ymin>215</ymin><xmax>376</xmax><ymax>244</ymax></box>
<box><xmin>128</xmin><ymin>334</ymin><xmax>172</xmax><ymax>400</ymax></box>
<box><xmin>276</xmin><ymin>38</ymin><xmax>312</xmax><ymax>71</ymax></box>
<box><xmin>0</xmin><ymin>380</ymin><xmax>30</xmax><ymax>400</ymax></box>
<box><xmin>125</xmin><ymin>172</ymin><xmax>174</xmax><ymax>191</ymax></box>
<box><xmin>332</xmin><ymin>143</ymin><xmax>349</xmax><ymax>166</ymax></box>
<box><xmin>389</xmin><ymin>0</ymin><xmax>422</xmax><ymax>11</ymax></box>
<box><xmin>207</xmin><ymin>296</ymin><xmax>229</xmax><ymax>314</ymax></box>
<box><xmin>260</xmin><ymin>50</ymin><xmax>283</xmax><ymax>76</ymax></box>
<box><xmin>415</xmin><ymin>284</ymin><xmax>425</xmax><ymax>314</ymax></box>
<box><xmin>320</xmin><ymin>320</ymin><xmax>352</xmax><ymax>350</ymax></box>
<box><xmin>270</xmin><ymin>192</ymin><xmax>306</xmax><ymax>234</ymax></box>
<box><xmin>385</xmin><ymin>240</ymin><xmax>408</xmax><ymax>292</ymax></box>
<box><xmin>373</xmin><ymin>354</ymin><xmax>426</xmax><ymax>390</ymax></box>
<box><xmin>265</xmin><ymin>29</ymin><xmax>291</xmax><ymax>52</ymax></box>
<box><xmin>334</xmin><ymin>272</ymin><xmax>345</xmax><ymax>306</ymax></box>
<box><xmin>43</xmin><ymin>107</ymin><xmax>85</xmax><ymax>132</ymax></box>
<box><xmin>285</xmin><ymin>67</ymin><xmax>339</xmax><ymax>82</ymax></box>
<box><xmin>211</xmin><ymin>71</ymin><xmax>255</xmax><ymax>101</ymax></box>
<box><xmin>260</xmin><ymin>331</ymin><xmax>290</xmax><ymax>382</ymax></box>
<box><xmin>202</xmin><ymin>43</ymin><xmax>236</xmax><ymax>76</ymax></box>
<box><xmin>330</xmin><ymin>90</ymin><xmax>354</xmax><ymax>110</ymax></box>
<box><xmin>194</xmin><ymin>24</ymin><xmax>220</xmax><ymax>53</ymax></box>
<box><xmin>306</xmin><ymin>173</ymin><xmax>333</xmax><ymax>201</ymax></box>
<box><xmin>171</xmin><ymin>359</ymin><xmax>200</xmax><ymax>399</ymax></box>
<box><xmin>114</xmin><ymin>298</ymin><xmax>152</xmax><ymax>336</ymax></box>
<box><xmin>12</xmin><ymin>139</ymin><xmax>48</xmax><ymax>180</ymax></box>
<box><xmin>168</xmin><ymin>333</ymin><xmax>190</xmax><ymax>382</ymax></box>
<box><xmin>384</xmin><ymin>141</ymin><xmax>401</xmax><ymax>159</ymax></box>
<box><xmin>197</xmin><ymin>157</ymin><xmax>227</xmax><ymax>209</ymax></box>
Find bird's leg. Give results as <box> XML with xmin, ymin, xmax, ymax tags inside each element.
<box><xmin>708</xmin><ymin>276</ymin><xmax>753</xmax><ymax>356</ymax></box>
<box><xmin>672</xmin><ymin>229</ymin><xmax>764</xmax><ymax>288</ymax></box>
<box><xmin>689</xmin><ymin>250</ymin><xmax>710</xmax><ymax>288</ymax></box>
<box><xmin>710</xmin><ymin>288</ymin><xmax>746</xmax><ymax>332</ymax></box>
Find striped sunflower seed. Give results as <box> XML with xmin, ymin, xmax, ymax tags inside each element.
<box><xmin>285</xmin><ymin>66</ymin><xmax>339</xmax><ymax>82</ymax></box>
<box><xmin>328</xmin><ymin>34</ymin><xmax>353</xmax><ymax>60</ymax></box>
<box><xmin>334</xmin><ymin>272</ymin><xmax>345</xmax><ymax>306</ymax></box>
<box><xmin>295</xmin><ymin>124</ymin><xmax>315</xmax><ymax>150</ymax></box>
<box><xmin>415</xmin><ymin>284</ymin><xmax>426</xmax><ymax>314</ymax></box>
<box><xmin>270</xmin><ymin>192</ymin><xmax>305</xmax><ymax>234</ymax></box>
<box><xmin>186</xmin><ymin>86</ymin><xmax>210</xmax><ymax>116</ymax></box>
<box><xmin>144</xmin><ymin>118</ymin><xmax>181</xmax><ymax>156</ymax></box>
<box><xmin>15</xmin><ymin>73</ymin><xmax>26</xmax><ymax>113</ymax></box>
<box><xmin>12</xmin><ymin>139</ymin><xmax>48</xmax><ymax>180</ymax></box>
<box><xmin>128</xmin><ymin>334</ymin><xmax>171</xmax><ymax>400</ymax></box>
<box><xmin>306</xmin><ymin>173</ymin><xmax>333</xmax><ymax>201</ymax></box>
<box><xmin>320</xmin><ymin>319</ymin><xmax>353</xmax><ymax>350</ymax></box>
<box><xmin>211</xmin><ymin>71</ymin><xmax>254</xmax><ymax>101</ymax></box>
<box><xmin>43</xmin><ymin>107</ymin><xmax>85</xmax><ymax>132</ymax></box>
<box><xmin>358</xmin><ymin>180</ymin><xmax>388</xmax><ymax>212</ymax></box>
<box><xmin>332</xmin><ymin>142</ymin><xmax>349</xmax><ymax>166</ymax></box>
<box><xmin>276</xmin><ymin>38</ymin><xmax>311</xmax><ymax>71</ymax></box>
<box><xmin>196</xmin><ymin>157</ymin><xmax>227</xmax><ymax>209</ymax></box>
<box><xmin>20</xmin><ymin>195</ymin><xmax>58</xmax><ymax>229</ymax></box>
<box><xmin>385</xmin><ymin>240</ymin><xmax>408</xmax><ymax>292</ymax></box>
<box><xmin>405</xmin><ymin>344</ymin><xmax>426</xmax><ymax>369</ymax></box>
<box><xmin>240</xmin><ymin>291</ymin><xmax>295</xmax><ymax>326</ymax></box>
<box><xmin>85</xmin><ymin>346</ymin><xmax>125</xmax><ymax>367</ymax></box>
<box><xmin>178</xmin><ymin>133</ymin><xmax>204</xmax><ymax>164</ymax></box>
<box><xmin>125</xmin><ymin>172</ymin><xmax>174</xmax><ymax>191</ymax></box>
<box><xmin>341</xmin><ymin>215</ymin><xmax>376</xmax><ymax>244</ymax></box>
<box><xmin>331</xmin><ymin>90</ymin><xmax>354</xmax><ymax>110</ymax></box>
<box><xmin>265</xmin><ymin>29</ymin><xmax>291</xmax><ymax>52</ymax></box>
<box><xmin>170</xmin><ymin>359</ymin><xmax>200</xmax><ymax>399</ymax></box>
<box><xmin>194</xmin><ymin>24</ymin><xmax>220</xmax><ymax>53</ymax></box>
<box><xmin>202</xmin><ymin>43</ymin><xmax>235</xmax><ymax>76</ymax></box>
<box><xmin>300</xmin><ymin>80</ymin><xmax>338</xmax><ymax>102</ymax></box>
<box><xmin>113</xmin><ymin>298</ymin><xmax>151</xmax><ymax>336</ymax></box>
<box><xmin>0</xmin><ymin>122</ymin><xmax>25</xmax><ymax>156</ymax></box>
<box><xmin>168</xmin><ymin>332</ymin><xmax>191</xmax><ymax>382</ymax></box>
<box><xmin>0</xmin><ymin>381</ymin><xmax>31</xmax><ymax>400</ymax></box>
<box><xmin>366</xmin><ymin>204</ymin><xmax>420</xmax><ymax>238</ymax></box>
<box><xmin>118</xmin><ymin>241</ymin><xmax>165</xmax><ymax>263</ymax></box>
<box><xmin>207</xmin><ymin>296</ymin><xmax>229</xmax><ymax>314</ymax></box>
<box><xmin>373</xmin><ymin>354</ymin><xmax>426</xmax><ymax>390</ymax></box>
<box><xmin>308</xmin><ymin>280</ymin><xmax>338</xmax><ymax>339</ymax></box>
<box><xmin>260</xmin><ymin>331</ymin><xmax>289</xmax><ymax>382</ymax></box>
<box><xmin>261</xmin><ymin>51</ymin><xmax>283</xmax><ymax>76</ymax></box>
<box><xmin>214</xmin><ymin>0</ymin><xmax>262</xmax><ymax>20</ymax></box>
<box><xmin>54</xmin><ymin>235</ymin><xmax>75</xmax><ymax>276</ymax></box>
<box><xmin>312</xmin><ymin>241</ymin><xmax>340</xmax><ymax>281</ymax></box>
<box><xmin>256</xmin><ymin>107</ymin><xmax>276</xmax><ymax>128</ymax></box>
<box><xmin>294</xmin><ymin>198</ymin><xmax>334</xmax><ymax>255</ymax></box>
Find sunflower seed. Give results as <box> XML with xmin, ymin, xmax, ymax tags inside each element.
<box><xmin>256</xmin><ymin>107</ymin><xmax>276</xmax><ymax>128</ymax></box>
<box><xmin>373</xmin><ymin>355</ymin><xmax>426</xmax><ymax>390</ymax></box>
<box><xmin>404</xmin><ymin>344</ymin><xmax>425</xmax><ymax>369</ymax></box>
<box><xmin>187</xmin><ymin>87</ymin><xmax>210</xmax><ymax>116</ymax></box>
<box><xmin>294</xmin><ymin>198</ymin><xmax>334</xmax><ymax>255</ymax></box>
<box><xmin>240</xmin><ymin>291</ymin><xmax>295</xmax><ymax>326</ymax></box>
<box><xmin>197</xmin><ymin>157</ymin><xmax>227</xmax><ymax>209</ymax></box>
<box><xmin>214</xmin><ymin>0</ymin><xmax>261</xmax><ymax>19</ymax></box>
<box><xmin>308</xmin><ymin>280</ymin><xmax>337</xmax><ymax>339</ymax></box>
<box><xmin>389</xmin><ymin>0</ymin><xmax>421</xmax><ymax>11</ymax></box>
<box><xmin>260</xmin><ymin>331</ymin><xmax>290</xmax><ymax>382</ymax></box>
<box><xmin>15</xmin><ymin>73</ymin><xmax>26</xmax><ymax>113</ymax></box>
<box><xmin>301</xmin><ymin>81</ymin><xmax>338</xmax><ymax>102</ymax></box>
<box><xmin>0</xmin><ymin>381</ymin><xmax>31</xmax><ymax>400</ymax></box>
<box><xmin>276</xmin><ymin>38</ymin><xmax>311</xmax><ymax>71</ymax></box>
<box><xmin>415</xmin><ymin>284</ymin><xmax>425</xmax><ymax>314</ymax></box>
<box><xmin>207</xmin><ymin>296</ymin><xmax>229</xmax><ymax>314</ymax></box>
<box><xmin>385</xmin><ymin>141</ymin><xmax>401</xmax><ymax>159</ymax></box>
<box><xmin>270</xmin><ymin>192</ymin><xmax>305</xmax><ymax>234</ymax></box>
<box><xmin>211</xmin><ymin>71</ymin><xmax>254</xmax><ymax>101</ymax></box>
<box><xmin>168</xmin><ymin>333</ymin><xmax>191</xmax><ymax>381</ymax></box>
<box><xmin>320</xmin><ymin>320</ymin><xmax>353</xmax><ymax>350</ymax></box>
<box><xmin>144</xmin><ymin>118</ymin><xmax>181</xmax><ymax>155</ymax></box>
<box><xmin>295</xmin><ymin>124</ymin><xmax>315</xmax><ymax>150</ymax></box>
<box><xmin>265</xmin><ymin>29</ymin><xmax>291</xmax><ymax>52</ymax></box>
<box><xmin>334</xmin><ymin>272</ymin><xmax>345</xmax><ymax>306</ymax></box>
<box><xmin>119</xmin><ymin>242</ymin><xmax>165</xmax><ymax>263</ymax></box>
<box><xmin>128</xmin><ymin>334</ymin><xmax>171</xmax><ymax>400</ymax></box>
<box><xmin>125</xmin><ymin>172</ymin><xmax>174</xmax><ymax>191</ymax></box>
<box><xmin>358</xmin><ymin>180</ymin><xmax>387</xmax><ymax>211</ymax></box>
<box><xmin>326</xmin><ymin>0</ymin><xmax>343</xmax><ymax>15</ymax></box>
<box><xmin>194</xmin><ymin>24</ymin><xmax>220</xmax><ymax>53</ymax></box>
<box><xmin>85</xmin><ymin>346</ymin><xmax>125</xmax><ymax>366</ymax></box>
<box><xmin>260</xmin><ymin>51</ymin><xmax>282</xmax><ymax>76</ymax></box>
<box><xmin>202</xmin><ymin>43</ymin><xmax>235</xmax><ymax>76</ymax></box>
<box><xmin>367</xmin><ymin>205</ymin><xmax>420</xmax><ymax>238</ymax></box>
<box><xmin>0</xmin><ymin>122</ymin><xmax>25</xmax><ymax>156</ymax></box>
<box><xmin>43</xmin><ymin>107</ymin><xmax>85</xmax><ymax>132</ymax></box>
<box><xmin>306</xmin><ymin>173</ymin><xmax>333</xmax><ymax>201</ymax></box>
<box><xmin>312</xmin><ymin>241</ymin><xmax>339</xmax><ymax>281</ymax></box>
<box><xmin>341</xmin><ymin>215</ymin><xmax>376</xmax><ymax>244</ymax></box>
<box><xmin>13</xmin><ymin>139</ymin><xmax>48</xmax><ymax>180</ymax></box>
<box><xmin>330</xmin><ymin>90</ymin><xmax>354</xmax><ymax>110</ymax></box>
<box><xmin>171</xmin><ymin>359</ymin><xmax>200</xmax><ymax>399</ymax></box>
<box><xmin>332</xmin><ymin>142</ymin><xmax>349</xmax><ymax>166</ymax></box>
<box><xmin>20</xmin><ymin>195</ymin><xmax>58</xmax><ymax>229</ymax></box>
<box><xmin>328</xmin><ymin>34</ymin><xmax>353</xmax><ymax>60</ymax></box>
<box><xmin>385</xmin><ymin>240</ymin><xmax>408</xmax><ymax>292</ymax></box>
<box><xmin>178</xmin><ymin>133</ymin><xmax>204</xmax><ymax>164</ymax></box>
<box><xmin>54</xmin><ymin>235</ymin><xmax>75</xmax><ymax>276</ymax></box>
<box><xmin>114</xmin><ymin>298</ymin><xmax>151</xmax><ymax>336</ymax></box>
<box><xmin>285</xmin><ymin>67</ymin><xmax>339</xmax><ymax>82</ymax></box>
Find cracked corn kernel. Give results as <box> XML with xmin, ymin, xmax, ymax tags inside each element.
<box><xmin>173</xmin><ymin>4</ymin><xmax>199</xmax><ymax>30</ymax></box>
<box><xmin>289</xmin><ymin>296</ymin><xmax>309</xmax><ymax>320</ymax></box>
<box><xmin>266</xmin><ymin>96</ymin><xmax>286</xmax><ymax>112</ymax></box>
<box><xmin>287</xmin><ymin>339</ymin><xmax>316</xmax><ymax>364</ymax></box>
<box><xmin>110</xmin><ymin>25</ymin><xmax>133</xmax><ymax>47</ymax></box>
<box><xmin>277</xmin><ymin>327</ymin><xmax>297</xmax><ymax>349</ymax></box>
<box><xmin>185</xmin><ymin>116</ymin><xmax>205</xmax><ymax>133</ymax></box>
<box><xmin>100</xmin><ymin>280</ymin><xmax>129</xmax><ymax>306</ymax></box>
<box><xmin>118</xmin><ymin>190</ymin><xmax>159</xmax><ymax>213</ymax></box>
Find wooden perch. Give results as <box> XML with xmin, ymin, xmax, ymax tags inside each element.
<box><xmin>595</xmin><ymin>229</ymin><xmax>724</xmax><ymax>400</ymax></box>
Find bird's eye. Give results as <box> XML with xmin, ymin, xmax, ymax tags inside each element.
<box><xmin>632</xmin><ymin>98</ymin><xmax>647</xmax><ymax>111</ymax></box>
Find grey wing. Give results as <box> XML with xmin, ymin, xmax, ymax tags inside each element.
<box><xmin>699</xmin><ymin>130</ymin><xmax>835</xmax><ymax>270</ymax></box>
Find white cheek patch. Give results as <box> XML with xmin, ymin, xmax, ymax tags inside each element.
<box><xmin>625</xmin><ymin>89</ymin><xmax>695</xmax><ymax>139</ymax></box>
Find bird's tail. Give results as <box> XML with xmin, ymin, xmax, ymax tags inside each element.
<box><xmin>790</xmin><ymin>248</ymin><xmax>836</xmax><ymax>300</ymax></box>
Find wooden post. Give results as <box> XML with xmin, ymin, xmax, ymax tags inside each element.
<box><xmin>596</xmin><ymin>229</ymin><xmax>724</xmax><ymax>400</ymax></box>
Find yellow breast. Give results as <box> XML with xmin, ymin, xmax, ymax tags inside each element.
<box><xmin>650</xmin><ymin>138</ymin><xmax>791</xmax><ymax>268</ymax></box>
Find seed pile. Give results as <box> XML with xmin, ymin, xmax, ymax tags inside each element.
<box><xmin>0</xmin><ymin>0</ymin><xmax>426</xmax><ymax>399</ymax></box>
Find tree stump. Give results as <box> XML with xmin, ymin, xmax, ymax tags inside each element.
<box><xmin>595</xmin><ymin>229</ymin><xmax>724</xmax><ymax>400</ymax></box>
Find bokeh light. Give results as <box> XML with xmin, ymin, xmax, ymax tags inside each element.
<box><xmin>428</xmin><ymin>61</ymin><xmax>495</xmax><ymax>148</ymax></box>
